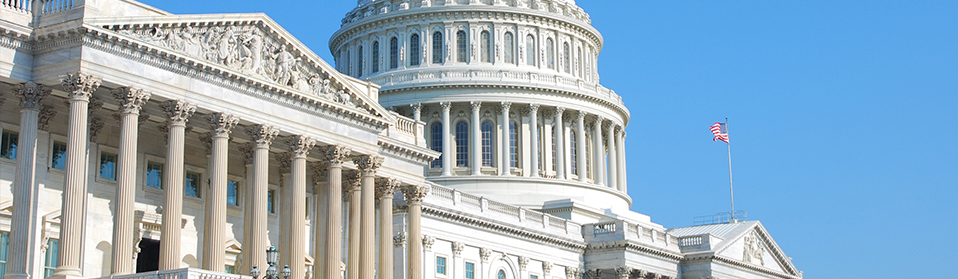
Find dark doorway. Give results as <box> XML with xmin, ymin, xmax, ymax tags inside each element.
<box><xmin>136</xmin><ymin>238</ymin><xmax>160</xmax><ymax>273</ymax></box>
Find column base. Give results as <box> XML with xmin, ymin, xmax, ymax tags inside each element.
<box><xmin>48</xmin><ymin>273</ymin><xmax>86</xmax><ymax>279</ymax></box>
<box><xmin>3</xmin><ymin>272</ymin><xmax>30</xmax><ymax>279</ymax></box>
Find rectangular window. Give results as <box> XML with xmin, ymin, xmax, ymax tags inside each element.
<box><xmin>51</xmin><ymin>141</ymin><xmax>67</xmax><ymax>170</ymax></box>
<box><xmin>465</xmin><ymin>262</ymin><xmax>475</xmax><ymax>279</ymax></box>
<box><xmin>0</xmin><ymin>232</ymin><xmax>9</xmax><ymax>278</ymax></box>
<box><xmin>227</xmin><ymin>180</ymin><xmax>239</xmax><ymax>206</ymax></box>
<box><xmin>185</xmin><ymin>171</ymin><xmax>201</xmax><ymax>198</ymax></box>
<box><xmin>532</xmin><ymin>275</ymin><xmax>539</xmax><ymax>279</ymax></box>
<box><xmin>1</xmin><ymin>130</ymin><xmax>18</xmax><ymax>160</ymax></box>
<box><xmin>146</xmin><ymin>161</ymin><xmax>164</xmax><ymax>189</ymax></box>
<box><xmin>436</xmin><ymin>256</ymin><xmax>447</xmax><ymax>275</ymax></box>
<box><xmin>43</xmin><ymin>239</ymin><xmax>59</xmax><ymax>278</ymax></box>
<box><xmin>99</xmin><ymin>152</ymin><xmax>118</xmax><ymax>180</ymax></box>
<box><xmin>225</xmin><ymin>265</ymin><xmax>236</xmax><ymax>274</ymax></box>
<box><xmin>267</xmin><ymin>189</ymin><xmax>276</xmax><ymax>214</ymax></box>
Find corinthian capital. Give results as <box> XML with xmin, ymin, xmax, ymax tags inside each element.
<box><xmin>470</xmin><ymin>101</ymin><xmax>481</xmax><ymax>111</ymax></box>
<box><xmin>375</xmin><ymin>178</ymin><xmax>401</xmax><ymax>199</ymax></box>
<box><xmin>554</xmin><ymin>106</ymin><xmax>565</xmax><ymax>118</ymax></box>
<box><xmin>324</xmin><ymin>145</ymin><xmax>351</xmax><ymax>166</ymax></box>
<box><xmin>111</xmin><ymin>87</ymin><xmax>151</xmax><ymax>114</ymax></box>
<box><xmin>577</xmin><ymin>110</ymin><xmax>587</xmax><ymax>121</ymax></box>
<box><xmin>38</xmin><ymin>106</ymin><xmax>57</xmax><ymax>131</ymax></box>
<box><xmin>61</xmin><ymin>72</ymin><xmax>101</xmax><ymax>101</ymax></box>
<box><xmin>310</xmin><ymin>161</ymin><xmax>329</xmax><ymax>182</ymax></box>
<box><xmin>401</xmin><ymin>184</ymin><xmax>429</xmax><ymax>203</ymax></box>
<box><xmin>354</xmin><ymin>155</ymin><xmax>384</xmax><ymax>175</ymax></box>
<box><xmin>529</xmin><ymin>103</ymin><xmax>540</xmax><ymax>112</ymax></box>
<box><xmin>208</xmin><ymin>113</ymin><xmax>240</xmax><ymax>138</ymax></box>
<box><xmin>593</xmin><ymin>116</ymin><xmax>604</xmax><ymax>126</ymax></box>
<box><xmin>287</xmin><ymin>135</ymin><xmax>316</xmax><ymax>158</ymax></box>
<box><xmin>246</xmin><ymin>124</ymin><xmax>280</xmax><ymax>148</ymax></box>
<box><xmin>161</xmin><ymin>100</ymin><xmax>196</xmax><ymax>125</ymax></box>
<box><xmin>14</xmin><ymin>82</ymin><xmax>51</xmax><ymax>110</ymax></box>
<box><xmin>410</xmin><ymin>103</ymin><xmax>422</xmax><ymax>112</ymax></box>
<box><xmin>439</xmin><ymin>101</ymin><xmax>451</xmax><ymax>110</ymax></box>
<box><xmin>500</xmin><ymin>101</ymin><xmax>512</xmax><ymax>111</ymax></box>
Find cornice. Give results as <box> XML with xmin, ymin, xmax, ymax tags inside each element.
<box><xmin>378</xmin><ymin>136</ymin><xmax>439</xmax><ymax>165</ymax></box>
<box><xmin>415</xmin><ymin>204</ymin><xmax>587</xmax><ymax>252</ymax></box>
<box><xmin>684</xmin><ymin>255</ymin><xmax>799</xmax><ymax>279</ymax></box>
<box><xmin>0</xmin><ymin>24</ymin><xmax>33</xmax><ymax>51</ymax></box>
<box><xmin>585</xmin><ymin>240</ymin><xmax>684</xmax><ymax>262</ymax></box>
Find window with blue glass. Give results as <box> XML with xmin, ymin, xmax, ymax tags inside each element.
<box><xmin>498</xmin><ymin>270</ymin><xmax>506</xmax><ymax>279</ymax></box>
<box><xmin>551</xmin><ymin>127</ymin><xmax>557</xmax><ymax>172</ymax></box>
<box><xmin>480</xmin><ymin>31</ymin><xmax>491</xmax><ymax>63</ymax></box>
<box><xmin>185</xmin><ymin>171</ymin><xmax>201</xmax><ymax>198</ymax></box>
<box><xmin>504</xmin><ymin>32</ymin><xmax>515</xmax><ymax>64</ymax></box>
<box><xmin>456</xmin><ymin>30</ymin><xmax>467</xmax><ymax>63</ymax></box>
<box><xmin>372</xmin><ymin>41</ymin><xmax>380</xmax><ymax>73</ymax></box>
<box><xmin>43</xmin><ymin>239</ymin><xmax>59</xmax><ymax>278</ymax></box>
<box><xmin>436</xmin><ymin>256</ymin><xmax>447</xmax><ymax>275</ymax></box>
<box><xmin>526</xmin><ymin>35</ymin><xmax>536</xmax><ymax>66</ymax></box>
<box><xmin>51</xmin><ymin>141</ymin><xmax>67</xmax><ymax>170</ymax></box>
<box><xmin>570</xmin><ymin>130</ymin><xmax>577</xmax><ymax>175</ymax></box>
<box><xmin>432</xmin><ymin>32</ymin><xmax>444</xmax><ymax>64</ymax></box>
<box><xmin>357</xmin><ymin>45</ymin><xmax>364</xmax><ymax>77</ymax></box>
<box><xmin>267</xmin><ymin>189</ymin><xmax>276</xmax><ymax>214</ymax></box>
<box><xmin>227</xmin><ymin>180</ymin><xmax>239</xmax><ymax>206</ymax></box>
<box><xmin>546</xmin><ymin>38</ymin><xmax>555</xmax><ymax>69</ymax></box>
<box><xmin>481</xmin><ymin>121</ymin><xmax>494</xmax><ymax>167</ymax></box>
<box><xmin>456</xmin><ymin>121</ymin><xmax>469</xmax><ymax>167</ymax></box>
<box><xmin>146</xmin><ymin>161</ymin><xmax>164</xmax><ymax>189</ymax></box>
<box><xmin>465</xmin><ymin>262</ymin><xmax>475</xmax><ymax>279</ymax></box>
<box><xmin>410</xmin><ymin>34</ymin><xmax>421</xmax><ymax>66</ymax></box>
<box><xmin>0</xmin><ymin>232</ymin><xmax>8</xmax><ymax>279</ymax></box>
<box><xmin>0</xmin><ymin>130</ymin><xmax>17</xmax><ymax>160</ymax></box>
<box><xmin>431</xmin><ymin>122</ymin><xmax>443</xmax><ymax>168</ymax></box>
<box><xmin>99</xmin><ymin>151</ymin><xmax>118</xmax><ymax>180</ymax></box>
<box><xmin>510</xmin><ymin>121</ymin><xmax>519</xmax><ymax>168</ymax></box>
<box><xmin>390</xmin><ymin>37</ymin><xmax>399</xmax><ymax>69</ymax></box>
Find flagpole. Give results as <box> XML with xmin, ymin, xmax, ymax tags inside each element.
<box><xmin>726</xmin><ymin>117</ymin><xmax>736</xmax><ymax>222</ymax></box>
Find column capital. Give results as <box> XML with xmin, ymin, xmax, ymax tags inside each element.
<box><xmin>393</xmin><ymin>232</ymin><xmax>407</xmax><ymax>247</ymax></box>
<box><xmin>354</xmin><ymin>154</ymin><xmax>384</xmax><ymax>175</ymax></box>
<box><xmin>310</xmin><ymin>161</ymin><xmax>329</xmax><ymax>183</ymax></box>
<box><xmin>470</xmin><ymin>101</ymin><xmax>481</xmax><ymax>111</ymax></box>
<box><xmin>90</xmin><ymin>118</ymin><xmax>105</xmax><ymax>142</ymax></box>
<box><xmin>161</xmin><ymin>100</ymin><xmax>196</xmax><ymax>126</ymax></box>
<box><xmin>14</xmin><ymin>82</ymin><xmax>52</xmax><ymax>110</ymax></box>
<box><xmin>479</xmin><ymin>247</ymin><xmax>492</xmax><ymax>262</ymax></box>
<box><xmin>518</xmin><ymin>256</ymin><xmax>529</xmax><ymax>270</ymax></box>
<box><xmin>421</xmin><ymin>235</ymin><xmax>435</xmax><ymax>251</ymax></box>
<box><xmin>61</xmin><ymin>72</ymin><xmax>101</xmax><ymax>102</ymax></box>
<box><xmin>542</xmin><ymin>262</ymin><xmax>553</xmax><ymax>274</ymax></box>
<box><xmin>38</xmin><ymin>105</ymin><xmax>57</xmax><ymax>131</ymax></box>
<box><xmin>439</xmin><ymin>101</ymin><xmax>452</xmax><ymax>110</ymax></box>
<box><xmin>199</xmin><ymin>133</ymin><xmax>214</xmax><ymax>155</ymax></box>
<box><xmin>529</xmin><ymin>103</ymin><xmax>540</xmax><ymax>112</ymax></box>
<box><xmin>603</xmin><ymin>121</ymin><xmax>614</xmax><ymax>130</ymax></box>
<box><xmin>500</xmin><ymin>101</ymin><xmax>512</xmax><ymax>111</ymax></box>
<box><xmin>342</xmin><ymin>171</ymin><xmax>362</xmax><ymax>201</ymax></box>
<box><xmin>401</xmin><ymin>184</ymin><xmax>430</xmax><ymax>203</ymax></box>
<box><xmin>451</xmin><ymin>242</ymin><xmax>464</xmax><ymax>257</ymax></box>
<box><xmin>615</xmin><ymin>267</ymin><xmax>631</xmax><ymax>279</ymax></box>
<box><xmin>410</xmin><ymin>102</ymin><xmax>423</xmax><ymax>112</ymax></box>
<box><xmin>324</xmin><ymin>145</ymin><xmax>352</xmax><ymax>166</ymax></box>
<box><xmin>577</xmin><ymin>110</ymin><xmax>587</xmax><ymax>121</ymax></box>
<box><xmin>276</xmin><ymin>152</ymin><xmax>292</xmax><ymax>175</ymax></box>
<box><xmin>287</xmin><ymin>135</ymin><xmax>316</xmax><ymax>158</ymax></box>
<box><xmin>208</xmin><ymin>113</ymin><xmax>240</xmax><ymax>138</ymax></box>
<box><xmin>375</xmin><ymin>178</ymin><xmax>401</xmax><ymax>199</ymax></box>
<box><xmin>239</xmin><ymin>142</ymin><xmax>254</xmax><ymax>165</ymax></box>
<box><xmin>246</xmin><ymin>124</ymin><xmax>280</xmax><ymax>148</ymax></box>
<box><xmin>594</xmin><ymin>116</ymin><xmax>604</xmax><ymax>125</ymax></box>
<box><xmin>566</xmin><ymin>267</ymin><xmax>580</xmax><ymax>279</ymax></box>
<box><xmin>555</xmin><ymin>106</ymin><xmax>565</xmax><ymax>116</ymax></box>
<box><xmin>111</xmin><ymin>87</ymin><xmax>151</xmax><ymax>115</ymax></box>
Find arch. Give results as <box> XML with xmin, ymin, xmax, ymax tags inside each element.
<box><xmin>504</xmin><ymin>32</ymin><xmax>515</xmax><ymax>64</ymax></box>
<box><xmin>484</xmin><ymin>254</ymin><xmax>518</xmax><ymax>279</ymax></box>
<box><xmin>371</xmin><ymin>41</ymin><xmax>380</xmax><ymax>73</ymax></box>
<box><xmin>390</xmin><ymin>37</ymin><xmax>399</xmax><ymax>69</ymax></box>
<box><xmin>525</xmin><ymin>34</ymin><xmax>536</xmax><ymax>66</ymax></box>
<box><xmin>432</xmin><ymin>31</ymin><xmax>444</xmax><ymax>64</ymax></box>
<box><xmin>456</xmin><ymin>120</ymin><xmax>469</xmax><ymax>167</ymax></box>
<box><xmin>480</xmin><ymin>30</ymin><xmax>491</xmax><ymax>63</ymax></box>
<box><xmin>509</xmin><ymin>121</ymin><xmax>520</xmax><ymax>168</ymax></box>
<box><xmin>546</xmin><ymin>38</ymin><xmax>555</xmax><ymax>69</ymax></box>
<box><xmin>96</xmin><ymin>241</ymin><xmax>112</xmax><ymax>276</ymax></box>
<box><xmin>430</xmin><ymin>121</ymin><xmax>443</xmax><ymax>168</ymax></box>
<box><xmin>563</xmin><ymin>41</ymin><xmax>571</xmax><ymax>73</ymax></box>
<box><xmin>570</xmin><ymin>129</ymin><xmax>578</xmax><ymax>175</ymax></box>
<box><xmin>182</xmin><ymin>254</ymin><xmax>198</xmax><ymax>268</ymax></box>
<box><xmin>498</xmin><ymin>270</ymin><xmax>507</xmax><ymax>279</ymax></box>
<box><xmin>456</xmin><ymin>30</ymin><xmax>468</xmax><ymax>63</ymax></box>
<box><xmin>481</xmin><ymin>120</ymin><xmax>495</xmax><ymax>167</ymax></box>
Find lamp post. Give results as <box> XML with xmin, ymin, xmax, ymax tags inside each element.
<box><xmin>250</xmin><ymin>246</ymin><xmax>292</xmax><ymax>279</ymax></box>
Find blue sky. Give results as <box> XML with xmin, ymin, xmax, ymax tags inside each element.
<box><xmin>141</xmin><ymin>1</ymin><xmax>958</xmax><ymax>277</ymax></box>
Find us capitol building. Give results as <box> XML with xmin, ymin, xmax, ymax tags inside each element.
<box><xmin>0</xmin><ymin>0</ymin><xmax>802</xmax><ymax>279</ymax></box>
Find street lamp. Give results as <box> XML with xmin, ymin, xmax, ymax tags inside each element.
<box><xmin>250</xmin><ymin>246</ymin><xmax>291</xmax><ymax>279</ymax></box>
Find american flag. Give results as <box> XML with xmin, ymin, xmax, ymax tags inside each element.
<box><xmin>711</xmin><ymin>122</ymin><xmax>729</xmax><ymax>143</ymax></box>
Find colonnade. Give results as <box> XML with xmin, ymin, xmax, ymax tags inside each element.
<box><xmin>408</xmin><ymin>101</ymin><xmax>628</xmax><ymax>193</ymax></box>
<box><xmin>2</xmin><ymin>72</ymin><xmax>430</xmax><ymax>279</ymax></box>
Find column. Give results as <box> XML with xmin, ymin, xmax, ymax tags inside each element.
<box><xmin>592</xmin><ymin>117</ymin><xmax>604</xmax><ymax>186</ymax></box>
<box><xmin>323</xmin><ymin>146</ymin><xmax>351</xmax><ymax>279</ymax></box>
<box><xmin>440</xmin><ymin>102</ymin><xmax>452</xmax><ymax>176</ymax></box>
<box><xmin>110</xmin><ymin>87</ymin><xmax>151</xmax><ymax>275</ymax></box>
<box><xmin>376</xmin><ymin>179</ymin><xmax>401</xmax><ymax>279</ymax></box>
<box><xmin>576</xmin><ymin>111</ymin><xmax>587</xmax><ymax>183</ymax></box>
<box><xmin>355</xmin><ymin>155</ymin><xmax>383</xmax><ymax>279</ymax></box>
<box><xmin>240</xmin><ymin>143</ymin><xmax>255</xmax><ymax>272</ymax></box>
<box><xmin>345</xmin><ymin>172</ymin><xmax>362</xmax><ymax>279</ymax></box>
<box><xmin>607</xmin><ymin>123</ymin><xmax>618</xmax><ymax>190</ymax></box>
<box><xmin>246</xmin><ymin>125</ymin><xmax>280</xmax><ymax>273</ymax></box>
<box><xmin>202</xmin><ymin>113</ymin><xmax>238</xmax><ymax>272</ymax></box>
<box><xmin>288</xmin><ymin>136</ymin><xmax>316</xmax><ymax>279</ymax></box>
<box><xmin>7</xmin><ymin>83</ymin><xmax>50</xmax><ymax>279</ymax></box>
<box><xmin>310</xmin><ymin>162</ymin><xmax>329</xmax><ymax>279</ymax></box>
<box><xmin>470</xmin><ymin>101</ymin><xmax>481</xmax><ymax>175</ymax></box>
<box><xmin>52</xmin><ymin>73</ymin><xmax>100</xmax><ymax>278</ymax></box>
<box><xmin>617</xmin><ymin>129</ymin><xmax>627</xmax><ymax>193</ymax></box>
<box><xmin>553</xmin><ymin>107</ymin><xmax>566</xmax><ymax>180</ymax></box>
<box><xmin>499</xmin><ymin>102</ymin><xmax>512</xmax><ymax>176</ymax></box>
<box><xmin>158</xmin><ymin>100</ymin><xmax>197</xmax><ymax>270</ymax></box>
<box><xmin>401</xmin><ymin>185</ymin><xmax>429</xmax><ymax>279</ymax></box>
<box><xmin>411</xmin><ymin>103</ymin><xmax>422</xmax><ymax>122</ymax></box>
<box><xmin>528</xmin><ymin>104</ymin><xmax>539</xmax><ymax>178</ymax></box>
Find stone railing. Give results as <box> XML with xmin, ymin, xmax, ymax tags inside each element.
<box><xmin>2</xmin><ymin>0</ymin><xmax>33</xmax><ymax>13</ymax></box>
<box><xmin>345</xmin><ymin>0</ymin><xmax>591</xmax><ymax>27</ymax></box>
<box><xmin>583</xmin><ymin>220</ymin><xmax>679</xmax><ymax>251</ymax></box>
<box><xmin>97</xmin><ymin>268</ymin><xmax>252</xmax><ymax>279</ymax></box>
<box><xmin>37</xmin><ymin>0</ymin><xmax>73</xmax><ymax>14</ymax></box>
<box><xmin>384</xmin><ymin>111</ymin><xmax>425</xmax><ymax>147</ymax></box>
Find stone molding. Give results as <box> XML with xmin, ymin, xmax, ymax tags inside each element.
<box><xmin>419</xmin><ymin>205</ymin><xmax>586</xmax><ymax>251</ymax></box>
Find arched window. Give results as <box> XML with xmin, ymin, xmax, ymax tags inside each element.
<box><xmin>357</xmin><ymin>45</ymin><xmax>364</xmax><ymax>77</ymax></box>
<box><xmin>563</xmin><ymin>42</ymin><xmax>571</xmax><ymax>73</ymax></box>
<box><xmin>551</xmin><ymin>126</ymin><xmax>556</xmax><ymax>172</ymax></box>
<box><xmin>570</xmin><ymin>130</ymin><xmax>577</xmax><ymax>175</ymax></box>
<box><xmin>410</xmin><ymin>34</ymin><xmax>421</xmax><ymax>66</ymax></box>
<box><xmin>546</xmin><ymin>38</ymin><xmax>555</xmax><ymax>69</ymax></box>
<box><xmin>481</xmin><ymin>121</ymin><xmax>494</xmax><ymax>167</ymax></box>
<box><xmin>526</xmin><ymin>34</ymin><xmax>536</xmax><ymax>66</ymax></box>
<box><xmin>504</xmin><ymin>32</ymin><xmax>515</xmax><ymax>64</ymax></box>
<box><xmin>346</xmin><ymin>50</ymin><xmax>351</xmax><ymax>76</ymax></box>
<box><xmin>456</xmin><ymin>121</ymin><xmax>469</xmax><ymax>167</ymax></box>
<box><xmin>390</xmin><ymin>37</ymin><xmax>399</xmax><ymax>69</ymax></box>
<box><xmin>371</xmin><ymin>41</ymin><xmax>380</xmax><ymax>73</ymax></box>
<box><xmin>586</xmin><ymin>133</ymin><xmax>592</xmax><ymax>179</ymax></box>
<box><xmin>480</xmin><ymin>31</ymin><xmax>491</xmax><ymax>63</ymax></box>
<box><xmin>510</xmin><ymin>121</ymin><xmax>519</xmax><ymax>168</ymax></box>
<box><xmin>431</xmin><ymin>122</ymin><xmax>443</xmax><ymax>168</ymax></box>
<box><xmin>497</xmin><ymin>270</ymin><xmax>506</xmax><ymax>279</ymax></box>
<box><xmin>456</xmin><ymin>30</ymin><xmax>467</xmax><ymax>63</ymax></box>
<box><xmin>577</xmin><ymin>46</ymin><xmax>583</xmax><ymax>77</ymax></box>
<box><xmin>537</xmin><ymin>124</ymin><xmax>543</xmax><ymax>172</ymax></box>
<box><xmin>432</xmin><ymin>31</ymin><xmax>444</xmax><ymax>64</ymax></box>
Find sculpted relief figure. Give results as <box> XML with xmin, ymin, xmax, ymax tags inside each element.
<box><xmin>272</xmin><ymin>45</ymin><xmax>300</xmax><ymax>87</ymax></box>
<box><xmin>240</xmin><ymin>30</ymin><xmax>265</xmax><ymax>75</ymax></box>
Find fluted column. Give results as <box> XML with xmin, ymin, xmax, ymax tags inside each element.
<box><xmin>402</xmin><ymin>185</ymin><xmax>429</xmax><ymax>279</ymax></box>
<box><xmin>617</xmin><ymin>129</ymin><xmax>627</xmax><ymax>193</ymax></box>
<box><xmin>51</xmin><ymin>73</ymin><xmax>100</xmax><ymax>277</ymax></box>
<box><xmin>288</xmin><ymin>136</ymin><xmax>316</xmax><ymax>279</ymax></box>
<box><xmin>576</xmin><ymin>111</ymin><xmax>587</xmax><ymax>182</ymax></box>
<box><xmin>310</xmin><ymin>162</ymin><xmax>329</xmax><ymax>279</ymax></box>
<box><xmin>240</xmin><ymin>143</ymin><xmax>255</xmax><ymax>272</ymax></box>
<box><xmin>201</xmin><ymin>113</ymin><xmax>239</xmax><ymax>272</ymax></box>
<box><xmin>607</xmin><ymin>122</ymin><xmax>618</xmax><ymax>190</ymax></box>
<box><xmin>246</xmin><ymin>125</ymin><xmax>280</xmax><ymax>274</ymax></box>
<box><xmin>470</xmin><ymin>101</ymin><xmax>482</xmax><ymax>175</ymax></box>
<box><xmin>7</xmin><ymin>83</ymin><xmax>50</xmax><ymax>279</ymax></box>
<box><xmin>592</xmin><ymin>117</ymin><xmax>605</xmax><ymax>186</ymax></box>
<box><xmin>345</xmin><ymin>172</ymin><xmax>362</xmax><ymax>279</ymax></box>
<box><xmin>553</xmin><ymin>107</ymin><xmax>566</xmax><ymax>180</ymax></box>
<box><xmin>499</xmin><ymin>102</ymin><xmax>512</xmax><ymax>176</ymax></box>
<box><xmin>355</xmin><ymin>155</ymin><xmax>383</xmax><ymax>279</ymax></box>
<box><xmin>411</xmin><ymin>103</ymin><xmax>422</xmax><ymax>122</ymax></box>
<box><xmin>323</xmin><ymin>146</ymin><xmax>351</xmax><ymax>279</ymax></box>
<box><xmin>110</xmin><ymin>87</ymin><xmax>151</xmax><ymax>275</ymax></box>
<box><xmin>528</xmin><ymin>104</ymin><xmax>540</xmax><ymax>178</ymax></box>
<box><xmin>376</xmin><ymin>179</ymin><xmax>401</xmax><ymax>279</ymax></box>
<box><xmin>158</xmin><ymin>100</ymin><xmax>197</xmax><ymax>270</ymax></box>
<box><xmin>440</xmin><ymin>102</ymin><xmax>452</xmax><ymax>176</ymax></box>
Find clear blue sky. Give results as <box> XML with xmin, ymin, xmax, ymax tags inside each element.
<box><xmin>141</xmin><ymin>1</ymin><xmax>958</xmax><ymax>277</ymax></box>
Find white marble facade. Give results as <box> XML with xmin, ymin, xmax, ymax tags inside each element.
<box><xmin>0</xmin><ymin>1</ymin><xmax>801</xmax><ymax>279</ymax></box>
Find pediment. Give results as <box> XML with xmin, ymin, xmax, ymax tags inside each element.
<box><xmin>713</xmin><ymin>222</ymin><xmax>799</xmax><ymax>277</ymax></box>
<box><xmin>83</xmin><ymin>14</ymin><xmax>394</xmax><ymax>123</ymax></box>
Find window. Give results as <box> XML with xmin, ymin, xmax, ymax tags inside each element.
<box><xmin>537</xmin><ymin>125</ymin><xmax>543</xmax><ymax>171</ymax></box>
<box><xmin>390</xmin><ymin>37</ymin><xmax>399</xmax><ymax>69</ymax></box>
<box><xmin>99</xmin><ymin>151</ymin><xmax>118</xmax><ymax>181</ymax></box>
<box><xmin>563</xmin><ymin>42</ymin><xmax>571</xmax><ymax>73</ymax></box>
<box><xmin>571</xmin><ymin>130</ymin><xmax>577</xmax><ymax>175</ymax></box>
<box><xmin>225</xmin><ymin>265</ymin><xmax>236</xmax><ymax>274</ymax></box>
<box><xmin>510</xmin><ymin>121</ymin><xmax>519</xmax><ymax>168</ymax></box>
<box><xmin>481</xmin><ymin>121</ymin><xmax>494</xmax><ymax>167</ymax></box>
<box><xmin>504</xmin><ymin>32</ymin><xmax>515</xmax><ymax>64</ymax></box>
<box><xmin>586</xmin><ymin>134</ymin><xmax>592</xmax><ymax>179</ymax></box>
<box><xmin>146</xmin><ymin>161</ymin><xmax>164</xmax><ymax>189</ymax></box>
<box><xmin>577</xmin><ymin>46</ymin><xmax>583</xmax><ymax>76</ymax></box>
<box><xmin>51</xmin><ymin>141</ymin><xmax>67</xmax><ymax>170</ymax></box>
<box><xmin>465</xmin><ymin>262</ymin><xmax>475</xmax><ymax>279</ymax></box>
<box><xmin>346</xmin><ymin>50</ymin><xmax>351</xmax><ymax>76</ymax></box>
<box><xmin>1</xmin><ymin>130</ymin><xmax>18</xmax><ymax>160</ymax></box>
<box><xmin>546</xmin><ymin>38</ymin><xmax>555</xmax><ymax>69</ymax></box>
<box><xmin>480</xmin><ymin>31</ymin><xmax>491</xmax><ymax>63</ymax></box>
<box><xmin>531</xmin><ymin>275</ymin><xmax>538</xmax><ymax>279</ymax></box>
<box><xmin>431</xmin><ymin>122</ymin><xmax>443</xmax><ymax>168</ymax></box>
<box><xmin>357</xmin><ymin>45</ymin><xmax>364</xmax><ymax>77</ymax></box>
<box><xmin>456</xmin><ymin>30</ymin><xmax>467</xmax><ymax>63</ymax></box>
<box><xmin>372</xmin><ymin>41</ymin><xmax>380</xmax><ymax>73</ymax></box>
<box><xmin>227</xmin><ymin>180</ymin><xmax>240</xmax><ymax>206</ymax></box>
<box><xmin>551</xmin><ymin>127</ymin><xmax>556</xmax><ymax>172</ymax></box>
<box><xmin>432</xmin><ymin>31</ymin><xmax>444</xmax><ymax>64</ymax></box>
<box><xmin>267</xmin><ymin>189</ymin><xmax>276</xmax><ymax>214</ymax></box>
<box><xmin>43</xmin><ymin>239</ymin><xmax>59</xmax><ymax>278</ymax></box>
<box><xmin>185</xmin><ymin>171</ymin><xmax>201</xmax><ymax>198</ymax></box>
<box><xmin>436</xmin><ymin>256</ymin><xmax>447</xmax><ymax>275</ymax></box>
<box><xmin>456</xmin><ymin>121</ymin><xmax>469</xmax><ymax>167</ymax></box>
<box><xmin>525</xmin><ymin>35</ymin><xmax>536</xmax><ymax>66</ymax></box>
<box><xmin>410</xmin><ymin>34</ymin><xmax>421</xmax><ymax>66</ymax></box>
<box><xmin>0</xmin><ymin>232</ymin><xmax>8</xmax><ymax>278</ymax></box>
<box><xmin>498</xmin><ymin>270</ymin><xmax>506</xmax><ymax>279</ymax></box>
